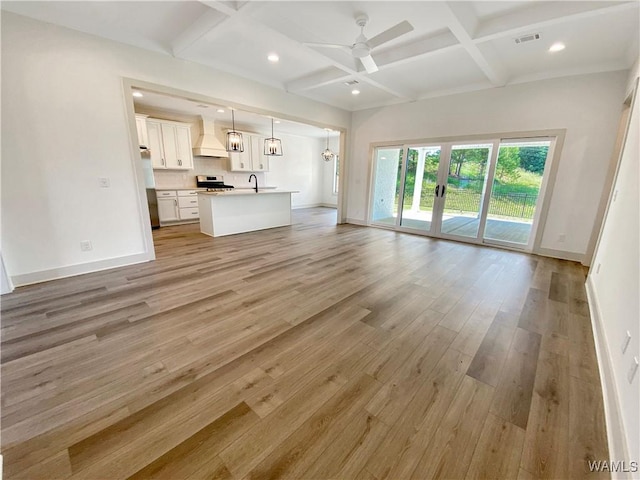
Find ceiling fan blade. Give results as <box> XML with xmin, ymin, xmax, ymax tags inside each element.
<box><xmin>359</xmin><ymin>55</ymin><xmax>378</xmax><ymax>74</ymax></box>
<box><xmin>367</xmin><ymin>20</ymin><xmax>413</xmax><ymax>49</ymax></box>
<box><xmin>304</xmin><ymin>42</ymin><xmax>351</xmax><ymax>53</ymax></box>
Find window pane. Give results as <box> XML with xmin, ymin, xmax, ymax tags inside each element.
<box><xmin>484</xmin><ymin>141</ymin><xmax>550</xmax><ymax>244</ymax></box>
<box><xmin>371</xmin><ymin>148</ymin><xmax>403</xmax><ymax>226</ymax></box>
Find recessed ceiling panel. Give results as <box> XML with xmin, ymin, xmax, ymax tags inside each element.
<box><xmin>1</xmin><ymin>1</ymin><xmax>210</xmax><ymax>53</ymax></box>
<box><xmin>180</xmin><ymin>18</ymin><xmax>330</xmax><ymax>88</ymax></box>
<box><xmin>302</xmin><ymin>81</ymin><xmax>400</xmax><ymax>111</ymax></box>
<box><xmin>254</xmin><ymin>1</ymin><xmax>448</xmax><ymax>52</ymax></box>
<box><xmin>478</xmin><ymin>7</ymin><xmax>639</xmax><ymax>79</ymax></box>
<box><xmin>369</xmin><ymin>48</ymin><xmax>491</xmax><ymax>98</ymax></box>
<box><xmin>465</xmin><ymin>1</ymin><xmax>535</xmax><ymax>20</ymax></box>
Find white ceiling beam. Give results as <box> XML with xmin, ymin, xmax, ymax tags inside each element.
<box><xmin>171</xmin><ymin>8</ymin><xmax>228</xmax><ymax>57</ymax></box>
<box><xmin>171</xmin><ymin>0</ymin><xmax>255</xmax><ymax>57</ymax></box>
<box><xmin>443</xmin><ymin>2</ymin><xmax>508</xmax><ymax>86</ymax></box>
<box><xmin>474</xmin><ymin>1</ymin><xmax>638</xmax><ymax>42</ymax></box>
<box><xmin>285</xmin><ymin>68</ymin><xmax>351</xmax><ymax>93</ymax></box>
<box><xmin>372</xmin><ymin>30</ymin><xmax>461</xmax><ymax>70</ymax></box>
<box><xmin>199</xmin><ymin>0</ymin><xmax>242</xmax><ymax>18</ymax></box>
<box><xmin>508</xmin><ymin>59</ymin><xmax>632</xmax><ymax>86</ymax></box>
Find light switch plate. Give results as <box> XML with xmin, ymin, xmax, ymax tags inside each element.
<box><xmin>99</xmin><ymin>177</ymin><xmax>110</xmax><ymax>188</ymax></box>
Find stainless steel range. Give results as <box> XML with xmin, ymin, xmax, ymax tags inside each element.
<box><xmin>196</xmin><ymin>175</ymin><xmax>235</xmax><ymax>192</ymax></box>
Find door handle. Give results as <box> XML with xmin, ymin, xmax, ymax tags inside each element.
<box><xmin>435</xmin><ymin>185</ymin><xmax>440</xmax><ymax>197</ymax></box>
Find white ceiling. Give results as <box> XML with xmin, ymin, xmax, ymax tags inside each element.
<box><xmin>3</xmin><ymin>1</ymin><xmax>638</xmax><ymax>111</ymax></box>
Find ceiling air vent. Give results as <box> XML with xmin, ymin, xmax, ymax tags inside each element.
<box><xmin>514</xmin><ymin>33</ymin><xmax>541</xmax><ymax>44</ymax></box>
<box><xmin>344</xmin><ymin>80</ymin><xmax>359</xmax><ymax>86</ymax></box>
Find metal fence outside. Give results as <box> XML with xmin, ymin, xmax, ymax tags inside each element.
<box><xmin>417</xmin><ymin>187</ymin><xmax>538</xmax><ymax>220</ymax></box>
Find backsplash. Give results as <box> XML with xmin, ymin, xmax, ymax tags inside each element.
<box><xmin>153</xmin><ymin>157</ymin><xmax>266</xmax><ymax>189</ymax></box>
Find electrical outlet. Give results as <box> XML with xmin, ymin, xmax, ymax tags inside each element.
<box><xmin>80</xmin><ymin>241</ymin><xmax>92</xmax><ymax>252</ymax></box>
<box><xmin>99</xmin><ymin>177</ymin><xmax>110</xmax><ymax>188</ymax></box>
<box><xmin>622</xmin><ymin>331</ymin><xmax>632</xmax><ymax>354</ymax></box>
<box><xmin>558</xmin><ymin>234</ymin><xmax>566</xmax><ymax>243</ymax></box>
<box><xmin>628</xmin><ymin>357</ymin><xmax>639</xmax><ymax>384</ymax></box>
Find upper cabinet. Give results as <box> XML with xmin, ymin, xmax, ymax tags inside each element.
<box><xmin>135</xmin><ymin>114</ymin><xmax>149</xmax><ymax>150</ymax></box>
<box><xmin>228</xmin><ymin>132</ymin><xmax>271</xmax><ymax>172</ymax></box>
<box><xmin>146</xmin><ymin>119</ymin><xmax>194</xmax><ymax>170</ymax></box>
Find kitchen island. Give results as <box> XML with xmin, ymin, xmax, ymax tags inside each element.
<box><xmin>198</xmin><ymin>190</ymin><xmax>298</xmax><ymax>237</ymax></box>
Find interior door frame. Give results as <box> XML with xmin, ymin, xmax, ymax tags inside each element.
<box><xmin>367</xmin><ymin>129</ymin><xmax>566</xmax><ymax>255</ymax></box>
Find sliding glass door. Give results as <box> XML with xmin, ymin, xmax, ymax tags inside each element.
<box><xmin>483</xmin><ymin>140</ymin><xmax>551</xmax><ymax>247</ymax></box>
<box><xmin>440</xmin><ymin>143</ymin><xmax>493</xmax><ymax>239</ymax></box>
<box><xmin>371</xmin><ymin>147</ymin><xmax>404</xmax><ymax>226</ymax></box>
<box><xmin>371</xmin><ymin>136</ymin><xmax>553</xmax><ymax>251</ymax></box>
<box><xmin>399</xmin><ymin>146</ymin><xmax>443</xmax><ymax>233</ymax></box>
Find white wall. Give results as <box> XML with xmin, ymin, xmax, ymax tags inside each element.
<box><xmin>266</xmin><ymin>136</ymin><xmax>326</xmax><ymax>208</ymax></box>
<box><xmin>1</xmin><ymin>12</ymin><xmax>350</xmax><ymax>284</ymax></box>
<box><xmin>587</xmin><ymin>80</ymin><xmax>639</xmax><ymax>468</ymax></box>
<box><xmin>348</xmin><ymin>72</ymin><xmax>628</xmax><ymax>260</ymax></box>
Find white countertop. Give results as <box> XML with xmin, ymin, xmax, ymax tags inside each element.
<box><xmin>198</xmin><ymin>190</ymin><xmax>298</xmax><ymax>196</ymax></box>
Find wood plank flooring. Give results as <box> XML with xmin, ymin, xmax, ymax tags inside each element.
<box><xmin>0</xmin><ymin>207</ymin><xmax>608</xmax><ymax>479</ymax></box>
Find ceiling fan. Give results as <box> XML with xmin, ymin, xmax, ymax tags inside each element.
<box><xmin>304</xmin><ymin>14</ymin><xmax>414</xmax><ymax>74</ymax></box>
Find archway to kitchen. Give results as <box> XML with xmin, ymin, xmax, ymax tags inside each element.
<box><xmin>122</xmin><ymin>79</ymin><xmax>346</xmax><ymax>256</ymax></box>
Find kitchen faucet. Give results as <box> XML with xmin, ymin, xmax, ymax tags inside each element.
<box><xmin>249</xmin><ymin>174</ymin><xmax>258</xmax><ymax>193</ymax></box>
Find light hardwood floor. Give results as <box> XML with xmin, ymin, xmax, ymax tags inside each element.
<box><xmin>0</xmin><ymin>207</ymin><xmax>608</xmax><ymax>479</ymax></box>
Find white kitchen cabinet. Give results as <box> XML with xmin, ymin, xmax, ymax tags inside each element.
<box><xmin>135</xmin><ymin>114</ymin><xmax>149</xmax><ymax>149</ymax></box>
<box><xmin>157</xmin><ymin>190</ymin><xmax>201</xmax><ymax>225</ymax></box>
<box><xmin>147</xmin><ymin>119</ymin><xmax>194</xmax><ymax>170</ymax></box>
<box><xmin>157</xmin><ymin>196</ymin><xmax>179</xmax><ymax>222</ymax></box>
<box><xmin>228</xmin><ymin>132</ymin><xmax>270</xmax><ymax>172</ymax></box>
<box><xmin>250</xmin><ymin>136</ymin><xmax>270</xmax><ymax>172</ymax></box>
<box><xmin>228</xmin><ymin>145</ymin><xmax>252</xmax><ymax>172</ymax></box>
<box><xmin>147</xmin><ymin>121</ymin><xmax>165</xmax><ymax>169</ymax></box>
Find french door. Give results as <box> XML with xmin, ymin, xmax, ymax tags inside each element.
<box><xmin>370</xmin><ymin>137</ymin><xmax>553</xmax><ymax>250</ymax></box>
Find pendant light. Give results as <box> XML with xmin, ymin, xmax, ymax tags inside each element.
<box><xmin>321</xmin><ymin>130</ymin><xmax>335</xmax><ymax>162</ymax></box>
<box><xmin>226</xmin><ymin>109</ymin><xmax>244</xmax><ymax>152</ymax></box>
<box><xmin>264</xmin><ymin>118</ymin><xmax>283</xmax><ymax>156</ymax></box>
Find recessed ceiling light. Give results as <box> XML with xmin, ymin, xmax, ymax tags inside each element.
<box><xmin>274</xmin><ymin>120</ymin><xmax>281</xmax><ymax>124</ymax></box>
<box><xmin>351</xmin><ymin>89</ymin><xmax>360</xmax><ymax>95</ymax></box>
<box><xmin>132</xmin><ymin>91</ymin><xmax>143</xmax><ymax>98</ymax></box>
<box><xmin>217</xmin><ymin>109</ymin><xmax>225</xmax><ymax>113</ymax></box>
<box><xmin>267</xmin><ymin>53</ymin><xmax>279</xmax><ymax>63</ymax></box>
<box><xmin>549</xmin><ymin>42</ymin><xmax>565</xmax><ymax>52</ymax></box>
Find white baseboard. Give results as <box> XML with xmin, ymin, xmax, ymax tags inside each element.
<box><xmin>586</xmin><ymin>276</ymin><xmax>632</xmax><ymax>476</ymax></box>
<box><xmin>11</xmin><ymin>252</ymin><xmax>153</xmax><ymax>287</ymax></box>
<box><xmin>535</xmin><ymin>246</ymin><xmax>585</xmax><ymax>263</ymax></box>
<box><xmin>292</xmin><ymin>203</ymin><xmax>337</xmax><ymax>210</ymax></box>
<box><xmin>346</xmin><ymin>217</ymin><xmax>368</xmax><ymax>226</ymax></box>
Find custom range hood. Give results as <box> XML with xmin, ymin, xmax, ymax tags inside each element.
<box><xmin>192</xmin><ymin>116</ymin><xmax>228</xmax><ymax>158</ymax></box>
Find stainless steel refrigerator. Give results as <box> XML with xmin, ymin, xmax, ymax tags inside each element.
<box><xmin>141</xmin><ymin>152</ymin><xmax>159</xmax><ymax>229</ymax></box>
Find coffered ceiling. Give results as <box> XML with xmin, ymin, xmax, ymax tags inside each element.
<box><xmin>3</xmin><ymin>1</ymin><xmax>638</xmax><ymax>111</ymax></box>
